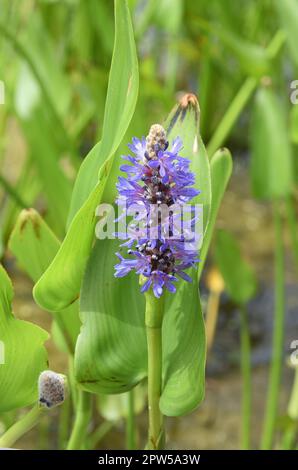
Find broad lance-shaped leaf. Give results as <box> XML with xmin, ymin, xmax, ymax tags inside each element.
<box><xmin>250</xmin><ymin>86</ymin><xmax>293</xmax><ymax>200</ymax></box>
<box><xmin>75</xmin><ymin>239</ymin><xmax>206</xmax><ymax>416</ymax></box>
<box><xmin>198</xmin><ymin>148</ymin><xmax>233</xmax><ymax>280</ymax></box>
<box><xmin>8</xmin><ymin>209</ymin><xmax>80</xmax><ymax>352</ymax></box>
<box><xmin>0</xmin><ymin>265</ymin><xmax>48</xmax><ymax>412</ymax></box>
<box><xmin>165</xmin><ymin>93</ymin><xmax>211</xmax><ymax>235</ymax></box>
<box><xmin>67</xmin><ymin>0</ymin><xmax>139</xmax><ymax>226</ymax></box>
<box><xmin>33</xmin><ymin>0</ymin><xmax>139</xmax><ymax>312</ymax></box>
<box><xmin>214</xmin><ymin>229</ymin><xmax>257</xmax><ymax>305</ymax></box>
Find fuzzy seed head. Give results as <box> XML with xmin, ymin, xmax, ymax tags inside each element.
<box><xmin>146</xmin><ymin>124</ymin><xmax>167</xmax><ymax>160</ymax></box>
<box><xmin>38</xmin><ymin>370</ymin><xmax>67</xmax><ymax>409</ymax></box>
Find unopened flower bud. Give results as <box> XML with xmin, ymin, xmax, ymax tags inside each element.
<box><xmin>38</xmin><ymin>370</ymin><xmax>67</xmax><ymax>409</ymax></box>
<box><xmin>146</xmin><ymin>124</ymin><xmax>167</xmax><ymax>159</ymax></box>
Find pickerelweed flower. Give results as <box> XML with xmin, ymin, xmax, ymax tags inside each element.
<box><xmin>114</xmin><ymin>124</ymin><xmax>201</xmax><ymax>298</ymax></box>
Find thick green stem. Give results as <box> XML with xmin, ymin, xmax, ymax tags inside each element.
<box><xmin>126</xmin><ymin>389</ymin><xmax>136</xmax><ymax>450</ymax></box>
<box><xmin>261</xmin><ymin>202</ymin><xmax>285</xmax><ymax>449</ymax></box>
<box><xmin>0</xmin><ymin>404</ymin><xmax>42</xmax><ymax>448</ymax></box>
<box><xmin>145</xmin><ymin>290</ymin><xmax>165</xmax><ymax>450</ymax></box>
<box><xmin>66</xmin><ymin>390</ymin><xmax>92</xmax><ymax>450</ymax></box>
<box><xmin>240</xmin><ymin>304</ymin><xmax>252</xmax><ymax>450</ymax></box>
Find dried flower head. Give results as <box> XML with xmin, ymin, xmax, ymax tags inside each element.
<box><xmin>114</xmin><ymin>124</ymin><xmax>200</xmax><ymax>298</ymax></box>
<box><xmin>38</xmin><ymin>370</ymin><xmax>67</xmax><ymax>409</ymax></box>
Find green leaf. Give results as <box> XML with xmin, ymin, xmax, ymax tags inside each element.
<box><xmin>214</xmin><ymin>229</ymin><xmax>257</xmax><ymax>305</ymax></box>
<box><xmin>8</xmin><ymin>209</ymin><xmax>80</xmax><ymax>352</ymax></box>
<box><xmin>274</xmin><ymin>0</ymin><xmax>298</xmax><ymax>67</ymax></box>
<box><xmin>160</xmin><ymin>275</ymin><xmax>206</xmax><ymax>416</ymax></box>
<box><xmin>250</xmin><ymin>86</ymin><xmax>293</xmax><ymax>200</ymax></box>
<box><xmin>33</xmin><ymin>181</ymin><xmax>106</xmax><ymax>312</ymax></box>
<box><xmin>75</xmin><ymin>239</ymin><xmax>148</xmax><ymax>394</ymax></box>
<box><xmin>20</xmin><ymin>107</ymin><xmax>73</xmax><ymax>235</ymax></box>
<box><xmin>33</xmin><ymin>0</ymin><xmax>139</xmax><ymax>313</ymax></box>
<box><xmin>165</xmin><ymin>94</ymin><xmax>211</xmax><ymax>233</ymax></box>
<box><xmin>198</xmin><ymin>148</ymin><xmax>233</xmax><ymax>280</ymax></box>
<box><xmin>67</xmin><ymin>0</ymin><xmax>139</xmax><ymax>225</ymax></box>
<box><xmin>0</xmin><ymin>265</ymin><xmax>48</xmax><ymax>412</ymax></box>
<box><xmin>75</xmin><ymin>241</ymin><xmax>206</xmax><ymax>416</ymax></box>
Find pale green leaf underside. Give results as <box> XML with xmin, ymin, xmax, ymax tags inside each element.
<box><xmin>0</xmin><ymin>265</ymin><xmax>48</xmax><ymax>412</ymax></box>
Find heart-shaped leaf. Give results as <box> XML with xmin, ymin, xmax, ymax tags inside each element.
<box><xmin>75</xmin><ymin>241</ymin><xmax>206</xmax><ymax>416</ymax></box>
<box><xmin>75</xmin><ymin>239</ymin><xmax>147</xmax><ymax>395</ymax></box>
<box><xmin>0</xmin><ymin>265</ymin><xmax>48</xmax><ymax>412</ymax></box>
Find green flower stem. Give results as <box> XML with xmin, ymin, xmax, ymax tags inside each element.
<box><xmin>66</xmin><ymin>390</ymin><xmax>92</xmax><ymax>450</ymax></box>
<box><xmin>240</xmin><ymin>304</ymin><xmax>252</xmax><ymax>450</ymax></box>
<box><xmin>261</xmin><ymin>202</ymin><xmax>285</xmax><ymax>449</ymax></box>
<box><xmin>145</xmin><ymin>290</ymin><xmax>165</xmax><ymax>450</ymax></box>
<box><xmin>207</xmin><ymin>30</ymin><xmax>285</xmax><ymax>156</ymax></box>
<box><xmin>126</xmin><ymin>389</ymin><xmax>136</xmax><ymax>450</ymax></box>
<box><xmin>0</xmin><ymin>403</ymin><xmax>43</xmax><ymax>448</ymax></box>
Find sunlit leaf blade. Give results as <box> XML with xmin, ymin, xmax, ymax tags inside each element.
<box><xmin>0</xmin><ymin>265</ymin><xmax>48</xmax><ymax>412</ymax></box>
<box><xmin>75</xmin><ymin>239</ymin><xmax>148</xmax><ymax>394</ymax></box>
<box><xmin>160</xmin><ymin>274</ymin><xmax>206</xmax><ymax>416</ymax></box>
<box><xmin>8</xmin><ymin>209</ymin><xmax>80</xmax><ymax>352</ymax></box>
<box><xmin>33</xmin><ymin>181</ymin><xmax>106</xmax><ymax>312</ymax></box>
<box><xmin>214</xmin><ymin>229</ymin><xmax>257</xmax><ymax>305</ymax></box>
<box><xmin>250</xmin><ymin>86</ymin><xmax>293</xmax><ymax>200</ymax></box>
<box><xmin>67</xmin><ymin>0</ymin><xmax>139</xmax><ymax>226</ymax></box>
<box><xmin>198</xmin><ymin>148</ymin><xmax>233</xmax><ymax>280</ymax></box>
<box><xmin>165</xmin><ymin>94</ymin><xmax>211</xmax><ymax>232</ymax></box>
